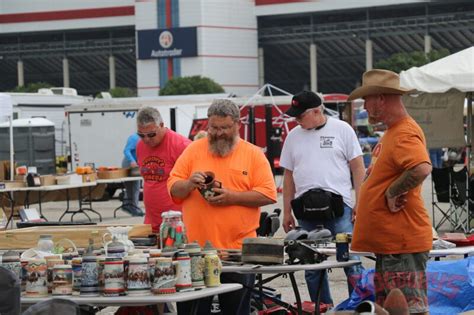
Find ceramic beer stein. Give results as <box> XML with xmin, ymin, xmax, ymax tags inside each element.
<box><xmin>71</xmin><ymin>257</ymin><xmax>82</xmax><ymax>296</ymax></box>
<box><xmin>127</xmin><ymin>256</ymin><xmax>150</xmax><ymax>296</ymax></box>
<box><xmin>25</xmin><ymin>258</ymin><xmax>48</xmax><ymax>297</ymax></box>
<box><xmin>0</xmin><ymin>250</ymin><xmax>21</xmax><ymax>279</ymax></box>
<box><xmin>52</xmin><ymin>264</ymin><xmax>73</xmax><ymax>295</ymax></box>
<box><xmin>103</xmin><ymin>257</ymin><xmax>125</xmax><ymax>297</ymax></box>
<box><xmin>184</xmin><ymin>243</ymin><xmax>205</xmax><ymax>288</ymax></box>
<box><xmin>198</xmin><ymin>171</ymin><xmax>222</xmax><ymax>200</ymax></box>
<box><xmin>175</xmin><ymin>251</ymin><xmax>192</xmax><ymax>291</ymax></box>
<box><xmin>152</xmin><ymin>257</ymin><xmax>178</xmax><ymax>294</ymax></box>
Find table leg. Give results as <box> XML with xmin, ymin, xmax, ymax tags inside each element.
<box><xmin>58</xmin><ymin>189</ymin><xmax>72</xmax><ymax>222</ymax></box>
<box><xmin>37</xmin><ymin>191</ymin><xmax>48</xmax><ymax>221</ymax></box>
<box><xmin>4</xmin><ymin>192</ymin><xmax>15</xmax><ymax>229</ymax></box>
<box><xmin>289</xmin><ymin>272</ymin><xmax>303</xmax><ymax>315</ymax></box>
<box><xmin>314</xmin><ymin>269</ymin><xmax>326</xmax><ymax>315</ymax></box>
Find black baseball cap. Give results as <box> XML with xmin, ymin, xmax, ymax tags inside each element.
<box><xmin>286</xmin><ymin>91</ymin><xmax>324</xmax><ymax>117</ymax></box>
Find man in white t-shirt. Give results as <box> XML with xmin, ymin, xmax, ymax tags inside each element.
<box><xmin>280</xmin><ymin>91</ymin><xmax>365</xmax><ymax>307</ymax></box>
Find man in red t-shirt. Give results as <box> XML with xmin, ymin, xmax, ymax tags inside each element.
<box><xmin>136</xmin><ymin>107</ymin><xmax>191</xmax><ymax>232</ymax></box>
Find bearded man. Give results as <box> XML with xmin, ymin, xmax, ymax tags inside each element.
<box><xmin>168</xmin><ymin>99</ymin><xmax>277</xmax><ymax>315</ymax></box>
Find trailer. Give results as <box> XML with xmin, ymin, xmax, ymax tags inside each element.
<box><xmin>65</xmin><ymin>94</ymin><xmax>227</xmax><ymax>170</ymax></box>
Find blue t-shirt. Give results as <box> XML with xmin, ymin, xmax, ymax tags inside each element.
<box><xmin>123</xmin><ymin>133</ymin><xmax>140</xmax><ymax>164</ymax></box>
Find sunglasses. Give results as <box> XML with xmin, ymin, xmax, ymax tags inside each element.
<box><xmin>137</xmin><ymin>131</ymin><xmax>157</xmax><ymax>139</ymax></box>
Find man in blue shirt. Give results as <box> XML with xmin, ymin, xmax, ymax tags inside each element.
<box><xmin>122</xmin><ymin>133</ymin><xmax>144</xmax><ymax>216</ymax></box>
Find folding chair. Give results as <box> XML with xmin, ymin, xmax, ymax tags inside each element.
<box><xmin>431</xmin><ymin>167</ymin><xmax>452</xmax><ymax>230</ymax></box>
<box><xmin>432</xmin><ymin>166</ymin><xmax>471</xmax><ymax>232</ymax></box>
<box><xmin>449</xmin><ymin>166</ymin><xmax>471</xmax><ymax>232</ymax></box>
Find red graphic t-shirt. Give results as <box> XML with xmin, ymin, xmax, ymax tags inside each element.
<box><xmin>136</xmin><ymin>129</ymin><xmax>191</xmax><ymax>231</ymax></box>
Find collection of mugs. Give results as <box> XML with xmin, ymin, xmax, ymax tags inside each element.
<box><xmin>0</xmin><ymin>244</ymin><xmax>222</xmax><ymax>298</ymax></box>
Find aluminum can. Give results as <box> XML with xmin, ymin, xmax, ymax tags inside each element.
<box><xmin>204</xmin><ymin>252</ymin><xmax>221</xmax><ymax>287</ymax></box>
<box><xmin>335</xmin><ymin>233</ymin><xmax>350</xmax><ymax>262</ymax></box>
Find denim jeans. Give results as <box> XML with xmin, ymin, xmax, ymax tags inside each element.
<box><xmin>122</xmin><ymin>157</ymin><xmax>141</xmax><ymax>211</ymax></box>
<box><xmin>298</xmin><ymin>204</ymin><xmax>364</xmax><ymax>305</ymax></box>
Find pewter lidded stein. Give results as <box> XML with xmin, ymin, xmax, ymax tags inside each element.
<box><xmin>184</xmin><ymin>242</ymin><xmax>205</xmax><ymax>288</ymax></box>
<box><xmin>80</xmin><ymin>238</ymin><xmax>100</xmax><ymax>296</ymax></box>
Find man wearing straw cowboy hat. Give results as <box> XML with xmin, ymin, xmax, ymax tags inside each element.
<box><xmin>349</xmin><ymin>69</ymin><xmax>432</xmax><ymax>314</ymax></box>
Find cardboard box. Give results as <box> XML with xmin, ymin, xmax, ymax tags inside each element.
<box><xmin>97</xmin><ymin>168</ymin><xmax>129</xmax><ymax>179</ymax></box>
<box><xmin>40</xmin><ymin>175</ymin><xmax>56</xmax><ymax>186</ymax></box>
<box><xmin>0</xmin><ymin>224</ymin><xmax>152</xmax><ymax>249</ymax></box>
<box><xmin>82</xmin><ymin>172</ymin><xmax>97</xmax><ymax>183</ymax></box>
<box><xmin>55</xmin><ymin>174</ymin><xmax>83</xmax><ymax>185</ymax></box>
<box><xmin>14</xmin><ymin>175</ymin><xmax>26</xmax><ymax>182</ymax></box>
<box><xmin>4</xmin><ymin>180</ymin><xmax>26</xmax><ymax>189</ymax></box>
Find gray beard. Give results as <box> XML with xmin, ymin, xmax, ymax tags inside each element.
<box><xmin>209</xmin><ymin>136</ymin><xmax>238</xmax><ymax>157</ymax></box>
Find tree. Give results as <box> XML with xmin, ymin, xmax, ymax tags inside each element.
<box><xmin>375</xmin><ymin>48</ymin><xmax>450</xmax><ymax>73</ymax></box>
<box><xmin>9</xmin><ymin>82</ymin><xmax>53</xmax><ymax>93</ymax></box>
<box><xmin>95</xmin><ymin>87</ymin><xmax>136</xmax><ymax>98</ymax></box>
<box><xmin>159</xmin><ymin>76</ymin><xmax>224</xmax><ymax>96</ymax></box>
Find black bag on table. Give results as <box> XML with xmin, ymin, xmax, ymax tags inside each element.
<box><xmin>291</xmin><ymin>188</ymin><xmax>344</xmax><ymax>221</ymax></box>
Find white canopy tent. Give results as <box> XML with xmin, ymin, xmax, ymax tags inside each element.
<box><xmin>400</xmin><ymin>47</ymin><xmax>474</xmax><ymax>93</ymax></box>
<box><xmin>400</xmin><ymin>46</ymin><xmax>474</xmax><ymax>149</ymax></box>
<box><xmin>400</xmin><ymin>47</ymin><xmax>474</xmax><ymax>231</ymax></box>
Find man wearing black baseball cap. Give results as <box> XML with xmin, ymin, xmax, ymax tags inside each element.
<box><xmin>281</xmin><ymin>90</ymin><xmax>365</xmax><ymax>307</ymax></box>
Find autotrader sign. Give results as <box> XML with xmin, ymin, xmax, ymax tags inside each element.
<box><xmin>137</xmin><ymin>27</ymin><xmax>197</xmax><ymax>59</ymax></box>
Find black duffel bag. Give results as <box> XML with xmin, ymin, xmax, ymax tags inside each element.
<box><xmin>291</xmin><ymin>188</ymin><xmax>344</xmax><ymax>221</ymax></box>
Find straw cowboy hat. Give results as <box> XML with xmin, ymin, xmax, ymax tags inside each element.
<box><xmin>347</xmin><ymin>69</ymin><xmax>415</xmax><ymax>101</ymax></box>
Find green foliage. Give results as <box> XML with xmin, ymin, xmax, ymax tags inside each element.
<box><xmin>159</xmin><ymin>76</ymin><xmax>224</xmax><ymax>96</ymax></box>
<box><xmin>375</xmin><ymin>49</ymin><xmax>450</xmax><ymax>73</ymax></box>
<box><xmin>9</xmin><ymin>82</ymin><xmax>53</xmax><ymax>92</ymax></box>
<box><xmin>96</xmin><ymin>87</ymin><xmax>136</xmax><ymax>98</ymax></box>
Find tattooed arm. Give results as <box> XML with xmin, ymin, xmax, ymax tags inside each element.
<box><xmin>385</xmin><ymin>162</ymin><xmax>432</xmax><ymax>212</ymax></box>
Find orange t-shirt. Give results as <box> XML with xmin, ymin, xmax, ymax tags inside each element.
<box><xmin>352</xmin><ymin>117</ymin><xmax>432</xmax><ymax>254</ymax></box>
<box><xmin>167</xmin><ymin>138</ymin><xmax>277</xmax><ymax>249</ymax></box>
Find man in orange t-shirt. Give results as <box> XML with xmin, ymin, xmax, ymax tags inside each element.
<box><xmin>348</xmin><ymin>70</ymin><xmax>432</xmax><ymax>315</ymax></box>
<box><xmin>168</xmin><ymin>99</ymin><xmax>276</xmax><ymax>315</ymax></box>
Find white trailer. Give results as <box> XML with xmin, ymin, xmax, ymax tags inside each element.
<box><xmin>66</xmin><ymin>94</ymin><xmax>227</xmax><ymax>170</ymax></box>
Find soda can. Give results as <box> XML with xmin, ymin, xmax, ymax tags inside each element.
<box><xmin>335</xmin><ymin>233</ymin><xmax>349</xmax><ymax>262</ymax></box>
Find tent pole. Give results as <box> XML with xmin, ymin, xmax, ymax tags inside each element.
<box><xmin>469</xmin><ymin>92</ymin><xmax>473</xmax><ymax>232</ymax></box>
<box><xmin>9</xmin><ymin>115</ymin><xmax>14</xmax><ymax>180</ymax></box>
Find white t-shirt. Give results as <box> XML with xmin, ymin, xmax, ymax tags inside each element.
<box><xmin>280</xmin><ymin>117</ymin><xmax>363</xmax><ymax>207</ymax></box>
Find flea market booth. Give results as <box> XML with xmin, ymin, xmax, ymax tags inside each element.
<box><xmin>400</xmin><ymin>47</ymin><xmax>474</xmax><ymax>232</ymax></box>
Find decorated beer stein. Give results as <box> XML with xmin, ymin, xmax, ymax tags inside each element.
<box><xmin>152</xmin><ymin>257</ymin><xmax>178</xmax><ymax>294</ymax></box>
<box><xmin>198</xmin><ymin>171</ymin><xmax>222</xmax><ymax>200</ymax></box>
<box><xmin>52</xmin><ymin>264</ymin><xmax>73</xmax><ymax>295</ymax></box>
<box><xmin>25</xmin><ymin>258</ymin><xmax>48</xmax><ymax>297</ymax></box>
<box><xmin>103</xmin><ymin>257</ymin><xmax>125</xmax><ymax>297</ymax></box>
<box><xmin>127</xmin><ymin>256</ymin><xmax>150</xmax><ymax>296</ymax></box>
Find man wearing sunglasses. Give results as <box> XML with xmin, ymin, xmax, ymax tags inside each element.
<box><xmin>136</xmin><ymin>107</ymin><xmax>191</xmax><ymax>232</ymax></box>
